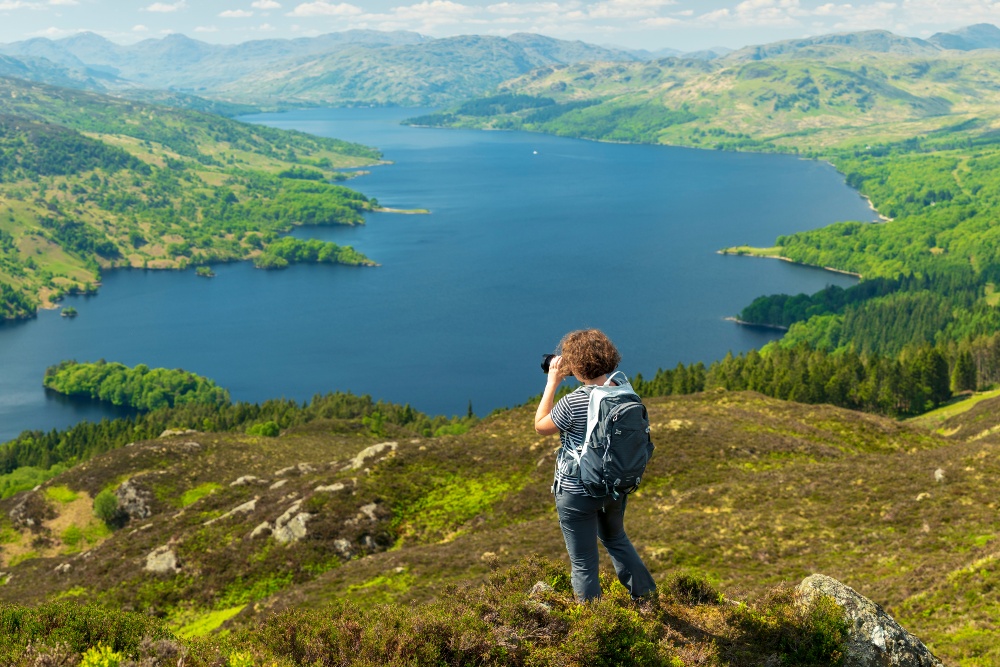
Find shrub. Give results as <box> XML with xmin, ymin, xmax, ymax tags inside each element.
<box><xmin>246</xmin><ymin>421</ymin><xmax>280</xmax><ymax>437</ymax></box>
<box><xmin>80</xmin><ymin>644</ymin><xmax>123</xmax><ymax>667</ymax></box>
<box><xmin>723</xmin><ymin>585</ymin><xmax>849</xmax><ymax>666</ymax></box>
<box><xmin>93</xmin><ymin>488</ymin><xmax>126</xmax><ymax>529</ymax></box>
<box><xmin>663</xmin><ymin>571</ymin><xmax>722</xmax><ymax>605</ymax></box>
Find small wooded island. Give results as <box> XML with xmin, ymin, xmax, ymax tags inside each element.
<box><xmin>43</xmin><ymin>360</ymin><xmax>230</xmax><ymax>411</ymax></box>
<box><xmin>59</xmin><ymin>307</ymin><xmax>77</xmax><ymax>318</ymax></box>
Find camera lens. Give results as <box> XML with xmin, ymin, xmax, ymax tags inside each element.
<box><xmin>541</xmin><ymin>354</ymin><xmax>556</xmax><ymax>373</ymax></box>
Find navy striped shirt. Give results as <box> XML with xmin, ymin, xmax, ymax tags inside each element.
<box><xmin>550</xmin><ymin>386</ymin><xmax>592</xmax><ymax>495</ymax></box>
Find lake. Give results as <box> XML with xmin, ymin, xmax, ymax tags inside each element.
<box><xmin>0</xmin><ymin>108</ymin><xmax>877</xmax><ymax>443</ymax></box>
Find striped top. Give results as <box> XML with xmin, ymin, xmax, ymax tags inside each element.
<box><xmin>550</xmin><ymin>386</ymin><xmax>592</xmax><ymax>495</ymax></box>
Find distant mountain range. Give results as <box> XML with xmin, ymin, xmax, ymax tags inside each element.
<box><xmin>1</xmin><ymin>24</ymin><xmax>999</xmax><ymax>107</ymax></box>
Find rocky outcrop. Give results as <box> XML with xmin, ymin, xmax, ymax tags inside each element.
<box><xmin>797</xmin><ymin>574</ymin><xmax>944</xmax><ymax>667</ymax></box>
<box><xmin>116</xmin><ymin>479</ymin><xmax>153</xmax><ymax>521</ymax></box>
<box><xmin>8</xmin><ymin>493</ymin><xmax>53</xmax><ymax>531</ymax></box>
<box><xmin>204</xmin><ymin>497</ymin><xmax>258</xmax><ymax>526</ymax></box>
<box><xmin>344</xmin><ymin>442</ymin><xmax>397</xmax><ymax>471</ymax></box>
<box><xmin>250</xmin><ymin>499</ymin><xmax>314</xmax><ymax>544</ymax></box>
<box><xmin>145</xmin><ymin>546</ymin><xmax>181</xmax><ymax>574</ymax></box>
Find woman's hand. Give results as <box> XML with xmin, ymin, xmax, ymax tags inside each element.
<box><xmin>536</xmin><ymin>355</ymin><xmax>566</xmax><ymax>435</ymax></box>
<box><xmin>547</xmin><ymin>354</ymin><xmax>568</xmax><ymax>385</ymax></box>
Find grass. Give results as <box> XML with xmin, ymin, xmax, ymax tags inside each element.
<box><xmin>179</xmin><ymin>483</ymin><xmax>222</xmax><ymax>508</ymax></box>
<box><xmin>44</xmin><ymin>485</ymin><xmax>80</xmax><ymax>504</ymax></box>
<box><xmin>906</xmin><ymin>388</ymin><xmax>1000</xmax><ymax>431</ymax></box>
<box><xmin>173</xmin><ymin>605</ymin><xmax>246</xmax><ymax>639</ymax></box>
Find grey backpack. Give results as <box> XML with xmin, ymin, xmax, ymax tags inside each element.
<box><xmin>558</xmin><ymin>371</ymin><xmax>654</xmax><ymax>498</ymax></box>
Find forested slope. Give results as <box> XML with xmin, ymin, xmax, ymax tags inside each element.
<box><xmin>0</xmin><ymin>76</ymin><xmax>381</xmax><ymax>320</ymax></box>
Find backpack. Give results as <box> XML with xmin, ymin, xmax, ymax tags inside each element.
<box><xmin>556</xmin><ymin>371</ymin><xmax>654</xmax><ymax>498</ymax></box>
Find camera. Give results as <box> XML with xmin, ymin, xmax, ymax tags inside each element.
<box><xmin>541</xmin><ymin>353</ymin><xmax>556</xmax><ymax>373</ymax></box>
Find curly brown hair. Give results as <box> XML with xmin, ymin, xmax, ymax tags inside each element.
<box><xmin>558</xmin><ymin>329</ymin><xmax>621</xmax><ymax>381</ymax></box>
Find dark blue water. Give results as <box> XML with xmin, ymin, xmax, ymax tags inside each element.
<box><xmin>0</xmin><ymin>108</ymin><xmax>877</xmax><ymax>443</ymax></box>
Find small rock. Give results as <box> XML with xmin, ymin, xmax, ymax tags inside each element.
<box><xmin>269</xmin><ymin>479</ymin><xmax>288</xmax><ymax>490</ymax></box>
<box><xmin>480</xmin><ymin>551</ymin><xmax>497</xmax><ymax>561</ymax></box>
<box><xmin>273</xmin><ymin>513</ymin><xmax>312</xmax><ymax>544</ymax></box>
<box><xmin>343</xmin><ymin>442</ymin><xmax>398</xmax><ymax>471</ymax></box>
<box><xmin>204</xmin><ymin>497</ymin><xmax>258</xmax><ymax>526</ymax></box>
<box><xmin>159</xmin><ymin>429</ymin><xmax>196</xmax><ymax>438</ymax></box>
<box><xmin>250</xmin><ymin>521</ymin><xmax>272</xmax><ymax>539</ymax></box>
<box><xmin>915</xmin><ymin>492</ymin><xmax>931</xmax><ymax>501</ymax></box>
<box><xmin>145</xmin><ymin>546</ymin><xmax>181</xmax><ymax>574</ymax></box>
<box><xmin>797</xmin><ymin>574</ymin><xmax>943</xmax><ymax>667</ymax></box>
<box><xmin>315</xmin><ymin>483</ymin><xmax>346</xmax><ymax>493</ymax></box>
<box><xmin>334</xmin><ymin>538</ymin><xmax>353</xmax><ymax>559</ymax></box>
<box><xmin>274</xmin><ymin>466</ymin><xmax>297</xmax><ymax>477</ymax></box>
<box><xmin>934</xmin><ymin>468</ymin><xmax>945</xmax><ymax>483</ymax></box>
<box><xmin>54</xmin><ymin>563</ymin><xmax>71</xmax><ymax>574</ymax></box>
<box><xmin>297</xmin><ymin>463</ymin><xmax>316</xmax><ymax>474</ymax></box>
<box><xmin>231</xmin><ymin>475</ymin><xmax>264</xmax><ymax>487</ymax></box>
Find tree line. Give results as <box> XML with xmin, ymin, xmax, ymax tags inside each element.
<box><xmin>632</xmin><ymin>338</ymin><xmax>998</xmax><ymax>418</ymax></box>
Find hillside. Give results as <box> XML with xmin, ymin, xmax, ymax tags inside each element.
<box><xmin>0</xmin><ymin>76</ymin><xmax>382</xmax><ymax>320</ymax></box>
<box><xmin>0</xmin><ymin>389</ymin><xmax>996</xmax><ymax>663</ymax></box>
<box><xmin>0</xmin><ymin>31</ymin><xmax>640</xmax><ymax>107</ymax></box>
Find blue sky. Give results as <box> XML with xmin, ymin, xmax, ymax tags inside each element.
<box><xmin>0</xmin><ymin>0</ymin><xmax>994</xmax><ymax>51</ymax></box>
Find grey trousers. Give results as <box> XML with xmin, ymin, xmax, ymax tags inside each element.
<box><xmin>554</xmin><ymin>488</ymin><xmax>657</xmax><ymax>601</ymax></box>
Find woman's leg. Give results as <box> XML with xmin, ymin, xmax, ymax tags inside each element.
<box><xmin>596</xmin><ymin>494</ymin><xmax>657</xmax><ymax>598</ymax></box>
<box><xmin>555</xmin><ymin>489</ymin><xmax>602</xmax><ymax>601</ymax></box>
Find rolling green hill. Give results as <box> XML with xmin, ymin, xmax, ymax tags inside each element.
<box><xmin>0</xmin><ymin>76</ymin><xmax>381</xmax><ymax>320</ymax></box>
<box><xmin>0</xmin><ymin>389</ymin><xmax>992</xmax><ymax>663</ymax></box>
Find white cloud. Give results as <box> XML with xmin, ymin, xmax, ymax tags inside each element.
<box><xmin>220</xmin><ymin>8</ymin><xmax>253</xmax><ymax>17</ymax></box>
<box><xmin>642</xmin><ymin>15</ymin><xmax>680</xmax><ymax>26</ymax></box>
<box><xmin>30</xmin><ymin>25</ymin><xmax>83</xmax><ymax>37</ymax></box>
<box><xmin>132</xmin><ymin>23</ymin><xmax>149</xmax><ymax>31</ymax></box>
<box><xmin>486</xmin><ymin>1</ymin><xmax>567</xmax><ymax>15</ymax></box>
<box><xmin>257</xmin><ymin>22</ymin><xmax>276</xmax><ymax>29</ymax></box>
<box><xmin>145</xmin><ymin>1</ymin><xmax>187</xmax><ymax>12</ymax></box>
<box><xmin>0</xmin><ymin>0</ymin><xmax>37</xmax><ymax>8</ymax></box>
<box><xmin>697</xmin><ymin>0</ymin><xmax>806</xmax><ymax>27</ymax></box>
<box><xmin>48</xmin><ymin>0</ymin><xmax>78</xmax><ymax>5</ymax></box>
<box><xmin>287</xmin><ymin>1</ymin><xmax>363</xmax><ymax>16</ymax></box>
<box><xmin>195</xmin><ymin>24</ymin><xmax>219</xmax><ymax>32</ymax></box>
<box><xmin>899</xmin><ymin>0</ymin><xmax>1000</xmax><ymax>26</ymax></box>
<box><xmin>589</xmin><ymin>0</ymin><xmax>676</xmax><ymax>20</ymax></box>
<box><xmin>252</xmin><ymin>0</ymin><xmax>282</xmax><ymax>7</ymax></box>
<box><xmin>389</xmin><ymin>0</ymin><xmax>473</xmax><ymax>21</ymax></box>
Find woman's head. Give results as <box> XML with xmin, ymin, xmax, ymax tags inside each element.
<box><xmin>558</xmin><ymin>329</ymin><xmax>621</xmax><ymax>381</ymax></box>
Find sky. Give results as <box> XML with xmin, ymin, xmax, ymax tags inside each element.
<box><xmin>0</xmin><ymin>0</ymin><xmax>996</xmax><ymax>52</ymax></box>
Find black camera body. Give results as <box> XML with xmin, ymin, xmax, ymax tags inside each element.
<box><xmin>541</xmin><ymin>353</ymin><xmax>556</xmax><ymax>373</ymax></box>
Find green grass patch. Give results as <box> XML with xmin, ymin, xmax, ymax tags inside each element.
<box><xmin>0</xmin><ymin>464</ymin><xmax>68</xmax><ymax>500</ymax></box>
<box><xmin>43</xmin><ymin>484</ymin><xmax>79</xmax><ymax>504</ymax></box>
<box><xmin>345</xmin><ymin>569</ymin><xmax>416</xmax><ymax>605</ymax></box>
<box><xmin>906</xmin><ymin>388</ymin><xmax>1000</xmax><ymax>431</ymax></box>
<box><xmin>718</xmin><ymin>245</ymin><xmax>784</xmax><ymax>258</ymax></box>
<box><xmin>396</xmin><ymin>473</ymin><xmax>528</xmax><ymax>543</ymax></box>
<box><xmin>8</xmin><ymin>551</ymin><xmax>38</xmax><ymax>567</ymax></box>
<box><xmin>217</xmin><ymin>573</ymin><xmax>294</xmax><ymax>608</ymax></box>
<box><xmin>0</xmin><ymin>521</ymin><xmax>20</xmax><ymax>545</ymax></box>
<box><xmin>54</xmin><ymin>586</ymin><xmax>88</xmax><ymax>600</ymax></box>
<box><xmin>179</xmin><ymin>482</ymin><xmax>222</xmax><ymax>508</ymax></box>
<box><xmin>61</xmin><ymin>525</ymin><xmax>84</xmax><ymax>551</ymax></box>
<box><xmin>173</xmin><ymin>605</ymin><xmax>246</xmax><ymax>639</ymax></box>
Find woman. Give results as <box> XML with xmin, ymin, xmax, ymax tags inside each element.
<box><xmin>534</xmin><ymin>328</ymin><xmax>657</xmax><ymax>602</ymax></box>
